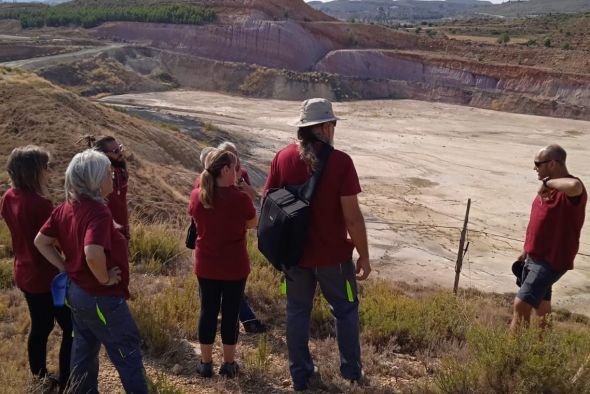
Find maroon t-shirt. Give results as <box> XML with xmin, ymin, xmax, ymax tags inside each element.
<box><xmin>524</xmin><ymin>180</ymin><xmax>587</xmax><ymax>272</ymax></box>
<box><xmin>0</xmin><ymin>188</ymin><xmax>58</xmax><ymax>293</ymax></box>
<box><xmin>107</xmin><ymin>166</ymin><xmax>129</xmax><ymax>232</ymax></box>
<box><xmin>188</xmin><ymin>185</ymin><xmax>255</xmax><ymax>280</ymax></box>
<box><xmin>40</xmin><ymin>198</ymin><xmax>130</xmax><ymax>298</ymax></box>
<box><xmin>264</xmin><ymin>143</ymin><xmax>362</xmax><ymax>268</ymax></box>
<box><xmin>193</xmin><ymin>168</ymin><xmax>250</xmax><ymax>189</ymax></box>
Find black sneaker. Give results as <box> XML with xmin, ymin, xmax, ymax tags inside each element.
<box><xmin>243</xmin><ymin>319</ymin><xmax>267</xmax><ymax>333</ymax></box>
<box><xmin>294</xmin><ymin>366</ymin><xmax>322</xmax><ymax>391</ymax></box>
<box><xmin>349</xmin><ymin>371</ymin><xmax>368</xmax><ymax>387</ymax></box>
<box><xmin>196</xmin><ymin>360</ymin><xmax>213</xmax><ymax>378</ymax></box>
<box><xmin>219</xmin><ymin>362</ymin><xmax>240</xmax><ymax>378</ymax></box>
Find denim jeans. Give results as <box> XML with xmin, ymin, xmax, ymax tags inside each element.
<box><xmin>67</xmin><ymin>281</ymin><xmax>147</xmax><ymax>394</ymax></box>
<box><xmin>239</xmin><ymin>296</ymin><xmax>257</xmax><ymax>323</ymax></box>
<box><xmin>285</xmin><ymin>261</ymin><xmax>362</xmax><ymax>389</ymax></box>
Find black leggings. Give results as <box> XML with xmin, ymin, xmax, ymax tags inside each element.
<box><xmin>197</xmin><ymin>277</ymin><xmax>246</xmax><ymax>346</ymax></box>
<box><xmin>23</xmin><ymin>291</ymin><xmax>73</xmax><ymax>386</ymax></box>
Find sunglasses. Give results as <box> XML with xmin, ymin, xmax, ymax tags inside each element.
<box><xmin>105</xmin><ymin>144</ymin><xmax>124</xmax><ymax>154</ymax></box>
<box><xmin>534</xmin><ymin>159</ymin><xmax>552</xmax><ymax>168</ymax></box>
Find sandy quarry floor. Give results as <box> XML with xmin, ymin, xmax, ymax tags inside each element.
<box><xmin>101</xmin><ymin>91</ymin><xmax>590</xmax><ymax>315</ymax></box>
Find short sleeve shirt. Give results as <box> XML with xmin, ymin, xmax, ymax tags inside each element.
<box><xmin>188</xmin><ymin>186</ymin><xmax>255</xmax><ymax>280</ymax></box>
<box><xmin>264</xmin><ymin>143</ymin><xmax>361</xmax><ymax>267</ymax></box>
<box><xmin>40</xmin><ymin>198</ymin><xmax>130</xmax><ymax>298</ymax></box>
<box><xmin>0</xmin><ymin>188</ymin><xmax>57</xmax><ymax>293</ymax></box>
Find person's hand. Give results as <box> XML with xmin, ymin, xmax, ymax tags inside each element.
<box><xmin>355</xmin><ymin>256</ymin><xmax>371</xmax><ymax>280</ymax></box>
<box><xmin>105</xmin><ymin>267</ymin><xmax>122</xmax><ymax>286</ymax></box>
<box><xmin>238</xmin><ymin>181</ymin><xmax>258</xmax><ymax>202</ymax></box>
<box><xmin>537</xmin><ymin>182</ymin><xmax>550</xmax><ymax>198</ymax></box>
<box><xmin>517</xmin><ymin>250</ymin><xmax>527</xmax><ymax>262</ymax></box>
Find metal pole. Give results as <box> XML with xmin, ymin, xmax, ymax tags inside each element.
<box><xmin>453</xmin><ymin>198</ymin><xmax>471</xmax><ymax>295</ymax></box>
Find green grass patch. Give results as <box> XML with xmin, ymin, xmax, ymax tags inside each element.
<box><xmin>129</xmin><ymin>222</ymin><xmax>186</xmax><ymax>275</ymax></box>
<box><xmin>147</xmin><ymin>373</ymin><xmax>185</xmax><ymax>394</ymax></box>
<box><xmin>130</xmin><ymin>276</ymin><xmax>199</xmax><ymax>356</ymax></box>
<box><xmin>0</xmin><ymin>259</ymin><xmax>13</xmax><ymax>290</ymax></box>
<box><xmin>360</xmin><ymin>281</ymin><xmax>472</xmax><ymax>352</ymax></box>
<box><xmin>436</xmin><ymin>325</ymin><xmax>590</xmax><ymax>393</ymax></box>
<box><xmin>244</xmin><ymin>334</ymin><xmax>272</xmax><ymax>373</ymax></box>
<box><xmin>0</xmin><ymin>221</ymin><xmax>12</xmax><ymax>259</ymax></box>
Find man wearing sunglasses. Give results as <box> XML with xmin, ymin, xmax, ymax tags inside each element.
<box><xmin>511</xmin><ymin>144</ymin><xmax>586</xmax><ymax>332</ymax></box>
<box><xmin>92</xmin><ymin>136</ymin><xmax>130</xmax><ymax>239</ymax></box>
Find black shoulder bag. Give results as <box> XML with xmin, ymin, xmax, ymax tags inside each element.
<box><xmin>257</xmin><ymin>143</ymin><xmax>333</xmax><ymax>271</ymax></box>
<box><xmin>185</xmin><ymin>219</ymin><xmax>197</xmax><ymax>249</ymax></box>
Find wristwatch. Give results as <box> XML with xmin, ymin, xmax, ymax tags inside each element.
<box><xmin>542</xmin><ymin>176</ymin><xmax>551</xmax><ymax>188</ymax></box>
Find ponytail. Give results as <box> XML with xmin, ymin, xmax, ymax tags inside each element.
<box><xmin>199</xmin><ymin>149</ymin><xmax>236</xmax><ymax>208</ymax></box>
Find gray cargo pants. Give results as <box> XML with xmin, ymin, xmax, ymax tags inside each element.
<box><xmin>285</xmin><ymin>260</ymin><xmax>362</xmax><ymax>389</ymax></box>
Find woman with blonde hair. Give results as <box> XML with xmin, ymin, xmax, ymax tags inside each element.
<box><xmin>1</xmin><ymin>146</ymin><xmax>72</xmax><ymax>391</ymax></box>
<box><xmin>35</xmin><ymin>149</ymin><xmax>147</xmax><ymax>394</ymax></box>
<box><xmin>188</xmin><ymin>149</ymin><xmax>258</xmax><ymax>378</ymax></box>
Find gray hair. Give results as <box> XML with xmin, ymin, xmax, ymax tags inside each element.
<box><xmin>217</xmin><ymin>141</ymin><xmax>238</xmax><ymax>156</ymax></box>
<box><xmin>64</xmin><ymin>149</ymin><xmax>111</xmax><ymax>202</ymax></box>
<box><xmin>200</xmin><ymin>147</ymin><xmax>216</xmax><ymax>166</ymax></box>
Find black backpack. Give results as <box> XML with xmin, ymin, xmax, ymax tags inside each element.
<box><xmin>257</xmin><ymin>143</ymin><xmax>333</xmax><ymax>271</ymax></box>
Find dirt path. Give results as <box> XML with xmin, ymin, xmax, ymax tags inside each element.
<box><xmin>101</xmin><ymin>91</ymin><xmax>590</xmax><ymax>315</ymax></box>
<box><xmin>0</xmin><ymin>43</ymin><xmax>125</xmax><ymax>70</ymax></box>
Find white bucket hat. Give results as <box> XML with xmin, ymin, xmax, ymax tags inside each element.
<box><xmin>290</xmin><ymin>98</ymin><xmax>340</xmax><ymax>127</ymax></box>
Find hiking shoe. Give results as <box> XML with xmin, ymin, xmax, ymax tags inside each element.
<box><xmin>196</xmin><ymin>360</ymin><xmax>213</xmax><ymax>378</ymax></box>
<box><xmin>243</xmin><ymin>319</ymin><xmax>267</xmax><ymax>333</ymax></box>
<box><xmin>219</xmin><ymin>362</ymin><xmax>240</xmax><ymax>378</ymax></box>
<box><xmin>294</xmin><ymin>366</ymin><xmax>322</xmax><ymax>391</ymax></box>
<box><xmin>349</xmin><ymin>370</ymin><xmax>369</xmax><ymax>387</ymax></box>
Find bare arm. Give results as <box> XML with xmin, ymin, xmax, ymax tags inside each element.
<box><xmin>545</xmin><ymin>177</ymin><xmax>584</xmax><ymax>197</ymax></box>
<box><xmin>341</xmin><ymin>194</ymin><xmax>371</xmax><ymax>280</ymax></box>
<box><xmin>84</xmin><ymin>245</ymin><xmax>121</xmax><ymax>286</ymax></box>
<box><xmin>34</xmin><ymin>233</ymin><xmax>66</xmax><ymax>272</ymax></box>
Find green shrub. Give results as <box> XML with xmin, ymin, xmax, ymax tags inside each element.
<box><xmin>435</xmin><ymin>325</ymin><xmax>590</xmax><ymax>393</ymax></box>
<box><xmin>130</xmin><ymin>276</ymin><xmax>199</xmax><ymax>355</ymax></box>
<box><xmin>359</xmin><ymin>282</ymin><xmax>472</xmax><ymax>352</ymax></box>
<box><xmin>128</xmin><ymin>222</ymin><xmax>185</xmax><ymax>274</ymax></box>
<box><xmin>244</xmin><ymin>334</ymin><xmax>272</xmax><ymax>373</ymax></box>
<box><xmin>147</xmin><ymin>373</ymin><xmax>184</xmax><ymax>394</ymax></box>
<box><xmin>0</xmin><ymin>259</ymin><xmax>13</xmax><ymax>290</ymax></box>
<box><xmin>497</xmin><ymin>32</ymin><xmax>511</xmax><ymax>44</ymax></box>
<box><xmin>562</xmin><ymin>42</ymin><xmax>572</xmax><ymax>50</ymax></box>
<box><xmin>0</xmin><ymin>221</ymin><xmax>12</xmax><ymax>258</ymax></box>
<box><xmin>0</xmin><ymin>4</ymin><xmax>216</xmax><ymax>29</ymax></box>
<box><xmin>544</xmin><ymin>38</ymin><xmax>552</xmax><ymax>47</ymax></box>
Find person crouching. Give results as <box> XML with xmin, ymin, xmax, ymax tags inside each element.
<box><xmin>188</xmin><ymin>149</ymin><xmax>258</xmax><ymax>378</ymax></box>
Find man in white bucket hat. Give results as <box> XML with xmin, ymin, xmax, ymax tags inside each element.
<box><xmin>264</xmin><ymin>98</ymin><xmax>370</xmax><ymax>390</ymax></box>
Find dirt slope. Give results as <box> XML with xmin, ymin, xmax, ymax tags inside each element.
<box><xmin>0</xmin><ymin>67</ymin><xmax>201</xmax><ymax>222</ymax></box>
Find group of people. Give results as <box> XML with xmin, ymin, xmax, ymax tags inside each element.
<box><xmin>0</xmin><ymin>97</ymin><xmax>586</xmax><ymax>393</ymax></box>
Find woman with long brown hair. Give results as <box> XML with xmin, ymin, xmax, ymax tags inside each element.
<box><xmin>0</xmin><ymin>146</ymin><xmax>72</xmax><ymax>391</ymax></box>
<box><xmin>188</xmin><ymin>149</ymin><xmax>258</xmax><ymax>378</ymax></box>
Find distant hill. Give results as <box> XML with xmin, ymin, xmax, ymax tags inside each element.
<box><xmin>308</xmin><ymin>0</ymin><xmax>590</xmax><ymax>22</ymax></box>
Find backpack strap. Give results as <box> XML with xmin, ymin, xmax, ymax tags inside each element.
<box><xmin>300</xmin><ymin>142</ymin><xmax>333</xmax><ymax>203</ymax></box>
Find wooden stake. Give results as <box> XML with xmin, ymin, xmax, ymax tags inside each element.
<box><xmin>453</xmin><ymin>198</ymin><xmax>471</xmax><ymax>295</ymax></box>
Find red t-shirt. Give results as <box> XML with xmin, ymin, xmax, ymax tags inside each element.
<box><xmin>524</xmin><ymin>181</ymin><xmax>587</xmax><ymax>272</ymax></box>
<box><xmin>264</xmin><ymin>143</ymin><xmax>361</xmax><ymax>268</ymax></box>
<box><xmin>107</xmin><ymin>166</ymin><xmax>129</xmax><ymax>232</ymax></box>
<box><xmin>193</xmin><ymin>168</ymin><xmax>251</xmax><ymax>189</ymax></box>
<box><xmin>188</xmin><ymin>185</ymin><xmax>255</xmax><ymax>280</ymax></box>
<box><xmin>0</xmin><ymin>188</ymin><xmax>58</xmax><ymax>293</ymax></box>
<box><xmin>40</xmin><ymin>198</ymin><xmax>130</xmax><ymax>298</ymax></box>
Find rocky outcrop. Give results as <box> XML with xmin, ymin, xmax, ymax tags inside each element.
<box><xmin>93</xmin><ymin>21</ymin><xmax>336</xmax><ymax>71</ymax></box>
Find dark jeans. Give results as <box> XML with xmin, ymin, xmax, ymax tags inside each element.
<box><xmin>285</xmin><ymin>261</ymin><xmax>362</xmax><ymax>389</ymax></box>
<box><xmin>23</xmin><ymin>291</ymin><xmax>73</xmax><ymax>386</ymax></box>
<box><xmin>517</xmin><ymin>256</ymin><xmax>565</xmax><ymax>308</ymax></box>
<box><xmin>67</xmin><ymin>281</ymin><xmax>147</xmax><ymax>394</ymax></box>
<box><xmin>239</xmin><ymin>296</ymin><xmax>257</xmax><ymax>323</ymax></box>
<box><xmin>197</xmin><ymin>277</ymin><xmax>246</xmax><ymax>345</ymax></box>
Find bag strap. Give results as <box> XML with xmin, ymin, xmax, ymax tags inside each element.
<box><xmin>300</xmin><ymin>142</ymin><xmax>333</xmax><ymax>203</ymax></box>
